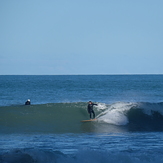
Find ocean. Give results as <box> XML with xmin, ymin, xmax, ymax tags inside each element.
<box><xmin>0</xmin><ymin>75</ymin><xmax>163</xmax><ymax>163</ymax></box>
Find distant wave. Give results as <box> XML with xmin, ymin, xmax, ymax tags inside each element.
<box><xmin>1</xmin><ymin>147</ymin><xmax>163</xmax><ymax>163</ymax></box>
<box><xmin>1</xmin><ymin>102</ymin><xmax>163</xmax><ymax>133</ymax></box>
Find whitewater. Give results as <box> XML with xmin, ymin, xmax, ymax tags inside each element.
<box><xmin>1</xmin><ymin>75</ymin><xmax>163</xmax><ymax>163</ymax></box>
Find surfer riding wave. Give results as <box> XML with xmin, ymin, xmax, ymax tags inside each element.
<box><xmin>87</xmin><ymin>101</ymin><xmax>98</xmax><ymax>119</ymax></box>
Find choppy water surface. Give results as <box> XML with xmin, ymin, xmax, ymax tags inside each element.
<box><xmin>1</xmin><ymin>75</ymin><xmax>163</xmax><ymax>162</ymax></box>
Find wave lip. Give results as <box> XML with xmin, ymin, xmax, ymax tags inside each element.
<box><xmin>97</xmin><ymin>102</ymin><xmax>163</xmax><ymax>131</ymax></box>
<box><xmin>126</xmin><ymin>102</ymin><xmax>163</xmax><ymax>131</ymax></box>
<box><xmin>97</xmin><ymin>102</ymin><xmax>133</xmax><ymax>125</ymax></box>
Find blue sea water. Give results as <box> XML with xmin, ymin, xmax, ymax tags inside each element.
<box><xmin>0</xmin><ymin>75</ymin><xmax>163</xmax><ymax>163</ymax></box>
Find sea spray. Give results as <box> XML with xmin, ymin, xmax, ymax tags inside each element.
<box><xmin>97</xmin><ymin>102</ymin><xmax>133</xmax><ymax>125</ymax></box>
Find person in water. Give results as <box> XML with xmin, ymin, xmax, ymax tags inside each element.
<box><xmin>25</xmin><ymin>99</ymin><xmax>30</xmax><ymax>105</ymax></box>
<box><xmin>87</xmin><ymin>101</ymin><xmax>98</xmax><ymax>119</ymax></box>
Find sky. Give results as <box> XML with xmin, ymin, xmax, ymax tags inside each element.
<box><xmin>0</xmin><ymin>0</ymin><xmax>163</xmax><ymax>75</ymax></box>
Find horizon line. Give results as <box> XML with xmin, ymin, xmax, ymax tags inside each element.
<box><xmin>0</xmin><ymin>73</ymin><xmax>163</xmax><ymax>76</ymax></box>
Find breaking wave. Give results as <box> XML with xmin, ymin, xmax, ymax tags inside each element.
<box><xmin>96</xmin><ymin>102</ymin><xmax>163</xmax><ymax>131</ymax></box>
<box><xmin>1</xmin><ymin>102</ymin><xmax>163</xmax><ymax>133</ymax></box>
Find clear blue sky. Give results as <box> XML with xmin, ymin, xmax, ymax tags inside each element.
<box><xmin>0</xmin><ymin>0</ymin><xmax>163</xmax><ymax>75</ymax></box>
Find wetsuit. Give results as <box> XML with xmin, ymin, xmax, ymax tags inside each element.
<box><xmin>87</xmin><ymin>103</ymin><xmax>97</xmax><ymax>119</ymax></box>
<box><xmin>25</xmin><ymin>101</ymin><xmax>30</xmax><ymax>105</ymax></box>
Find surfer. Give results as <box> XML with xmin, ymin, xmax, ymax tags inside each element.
<box><xmin>25</xmin><ymin>99</ymin><xmax>30</xmax><ymax>105</ymax></box>
<box><xmin>87</xmin><ymin>101</ymin><xmax>97</xmax><ymax>119</ymax></box>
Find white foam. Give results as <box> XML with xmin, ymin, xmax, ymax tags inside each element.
<box><xmin>97</xmin><ymin>102</ymin><xmax>136</xmax><ymax>125</ymax></box>
<box><xmin>96</xmin><ymin>103</ymin><xmax>108</xmax><ymax>111</ymax></box>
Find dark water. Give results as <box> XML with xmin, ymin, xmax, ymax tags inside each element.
<box><xmin>0</xmin><ymin>75</ymin><xmax>163</xmax><ymax>162</ymax></box>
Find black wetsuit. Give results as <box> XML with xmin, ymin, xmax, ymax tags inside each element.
<box><xmin>25</xmin><ymin>101</ymin><xmax>30</xmax><ymax>105</ymax></box>
<box><xmin>87</xmin><ymin>103</ymin><xmax>97</xmax><ymax>119</ymax></box>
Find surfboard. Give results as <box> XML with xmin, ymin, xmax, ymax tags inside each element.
<box><xmin>81</xmin><ymin>119</ymin><xmax>97</xmax><ymax>122</ymax></box>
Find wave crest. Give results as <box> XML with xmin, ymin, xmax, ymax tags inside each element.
<box><xmin>1</xmin><ymin>102</ymin><xmax>163</xmax><ymax>133</ymax></box>
<box><xmin>96</xmin><ymin>102</ymin><xmax>163</xmax><ymax>131</ymax></box>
